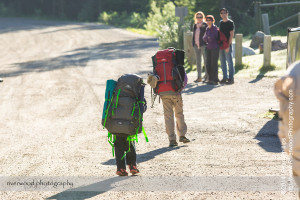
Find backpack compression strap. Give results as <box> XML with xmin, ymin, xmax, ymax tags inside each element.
<box><xmin>120</xmin><ymin>100</ymin><xmax>149</xmax><ymax>160</ymax></box>
<box><xmin>107</xmin><ymin>132</ymin><xmax>116</xmax><ymax>157</ymax></box>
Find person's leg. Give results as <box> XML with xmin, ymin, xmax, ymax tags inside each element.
<box><xmin>193</xmin><ymin>46</ymin><xmax>202</xmax><ymax>81</ymax></box>
<box><xmin>173</xmin><ymin>95</ymin><xmax>187</xmax><ymax>137</ymax></box>
<box><xmin>212</xmin><ymin>48</ymin><xmax>220</xmax><ymax>82</ymax></box>
<box><xmin>219</xmin><ymin>49</ymin><xmax>228</xmax><ymax>80</ymax></box>
<box><xmin>201</xmin><ymin>46</ymin><xmax>208</xmax><ymax>81</ymax></box>
<box><xmin>161</xmin><ymin>96</ymin><xmax>176</xmax><ymax>141</ymax></box>
<box><xmin>206</xmin><ymin>49</ymin><xmax>212</xmax><ymax>82</ymax></box>
<box><xmin>225</xmin><ymin>45</ymin><xmax>235</xmax><ymax>80</ymax></box>
<box><xmin>126</xmin><ymin>141</ymin><xmax>139</xmax><ymax>174</ymax></box>
<box><xmin>114</xmin><ymin>135</ymin><xmax>126</xmax><ymax>170</ymax></box>
<box><xmin>126</xmin><ymin>141</ymin><xmax>137</xmax><ymax>166</ymax></box>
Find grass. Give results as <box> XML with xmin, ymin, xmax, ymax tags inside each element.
<box><xmin>258</xmin><ymin>111</ymin><xmax>279</xmax><ymax>120</ymax></box>
<box><xmin>184</xmin><ymin>36</ymin><xmax>288</xmax><ymax>78</ymax></box>
<box><xmin>235</xmin><ymin>49</ymin><xmax>287</xmax><ymax>78</ymax></box>
<box><xmin>126</xmin><ymin>28</ymin><xmax>157</xmax><ymax>36</ymax></box>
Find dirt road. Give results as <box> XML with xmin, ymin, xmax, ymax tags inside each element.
<box><xmin>0</xmin><ymin>18</ymin><xmax>297</xmax><ymax>199</ymax></box>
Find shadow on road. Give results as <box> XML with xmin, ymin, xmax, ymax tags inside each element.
<box><xmin>0</xmin><ymin>18</ymin><xmax>113</xmax><ymax>34</ymax></box>
<box><xmin>1</xmin><ymin>38</ymin><xmax>158</xmax><ymax>78</ymax></box>
<box><xmin>182</xmin><ymin>83</ymin><xmax>219</xmax><ymax>95</ymax></box>
<box><xmin>249</xmin><ymin>65</ymin><xmax>276</xmax><ymax>84</ymax></box>
<box><xmin>47</xmin><ymin>176</ymin><xmax>131</xmax><ymax>200</ymax></box>
<box><xmin>102</xmin><ymin>146</ymin><xmax>183</xmax><ymax>165</ymax></box>
<box><xmin>254</xmin><ymin>119</ymin><xmax>281</xmax><ymax>153</ymax></box>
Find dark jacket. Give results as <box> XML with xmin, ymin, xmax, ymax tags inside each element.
<box><xmin>192</xmin><ymin>22</ymin><xmax>208</xmax><ymax>47</ymax></box>
<box><xmin>203</xmin><ymin>24</ymin><xmax>219</xmax><ymax>49</ymax></box>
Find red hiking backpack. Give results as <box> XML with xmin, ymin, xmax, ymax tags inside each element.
<box><xmin>217</xmin><ymin>28</ymin><xmax>229</xmax><ymax>50</ymax></box>
<box><xmin>151</xmin><ymin>48</ymin><xmax>185</xmax><ymax>94</ymax></box>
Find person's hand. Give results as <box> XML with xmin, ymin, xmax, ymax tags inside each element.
<box><xmin>225</xmin><ymin>47</ymin><xmax>229</xmax><ymax>53</ymax></box>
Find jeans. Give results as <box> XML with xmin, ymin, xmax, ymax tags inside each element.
<box><xmin>206</xmin><ymin>48</ymin><xmax>219</xmax><ymax>82</ymax></box>
<box><xmin>193</xmin><ymin>45</ymin><xmax>207</xmax><ymax>79</ymax></box>
<box><xmin>114</xmin><ymin>135</ymin><xmax>136</xmax><ymax>170</ymax></box>
<box><xmin>219</xmin><ymin>45</ymin><xmax>234</xmax><ymax>80</ymax></box>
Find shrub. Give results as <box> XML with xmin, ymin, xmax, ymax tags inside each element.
<box><xmin>145</xmin><ymin>2</ymin><xmax>179</xmax><ymax>49</ymax></box>
<box><xmin>130</xmin><ymin>12</ymin><xmax>146</xmax><ymax>29</ymax></box>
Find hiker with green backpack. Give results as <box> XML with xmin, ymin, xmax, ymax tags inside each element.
<box><xmin>102</xmin><ymin>74</ymin><xmax>148</xmax><ymax>176</ymax></box>
<box><xmin>149</xmin><ymin>48</ymin><xmax>190</xmax><ymax>147</ymax></box>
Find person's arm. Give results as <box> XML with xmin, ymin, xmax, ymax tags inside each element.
<box><xmin>226</xmin><ymin>21</ymin><xmax>235</xmax><ymax>52</ymax></box>
<box><xmin>203</xmin><ymin>28</ymin><xmax>208</xmax><ymax>43</ymax></box>
<box><xmin>229</xmin><ymin>30</ymin><xmax>234</xmax><ymax>45</ymax></box>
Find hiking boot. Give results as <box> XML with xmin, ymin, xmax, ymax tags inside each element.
<box><xmin>169</xmin><ymin>140</ymin><xmax>178</xmax><ymax>147</ymax></box>
<box><xmin>194</xmin><ymin>78</ymin><xmax>202</xmax><ymax>83</ymax></box>
<box><xmin>219</xmin><ymin>78</ymin><xmax>228</xmax><ymax>84</ymax></box>
<box><xmin>227</xmin><ymin>79</ymin><xmax>234</xmax><ymax>84</ymax></box>
<box><xmin>116</xmin><ymin>169</ymin><xmax>128</xmax><ymax>176</ymax></box>
<box><xmin>128</xmin><ymin>165</ymin><xmax>140</xmax><ymax>175</ymax></box>
<box><xmin>179</xmin><ymin>136</ymin><xmax>190</xmax><ymax>143</ymax></box>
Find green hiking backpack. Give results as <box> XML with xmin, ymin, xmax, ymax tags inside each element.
<box><xmin>102</xmin><ymin>74</ymin><xmax>148</xmax><ymax>159</ymax></box>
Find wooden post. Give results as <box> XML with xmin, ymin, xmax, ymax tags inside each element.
<box><xmin>175</xmin><ymin>7</ymin><xmax>188</xmax><ymax>26</ymax></box>
<box><xmin>298</xmin><ymin>12</ymin><xmax>300</xmax><ymax>26</ymax></box>
<box><xmin>263</xmin><ymin>35</ymin><xmax>272</xmax><ymax>67</ymax></box>
<box><xmin>183</xmin><ymin>31</ymin><xmax>195</xmax><ymax>65</ymax></box>
<box><xmin>235</xmin><ymin>34</ymin><xmax>243</xmax><ymax>66</ymax></box>
<box><xmin>262</xmin><ymin>13</ymin><xmax>270</xmax><ymax>35</ymax></box>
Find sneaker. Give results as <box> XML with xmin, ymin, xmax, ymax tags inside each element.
<box><xmin>194</xmin><ymin>78</ymin><xmax>202</xmax><ymax>83</ymax></box>
<box><xmin>227</xmin><ymin>79</ymin><xmax>234</xmax><ymax>84</ymax></box>
<box><xmin>179</xmin><ymin>136</ymin><xmax>190</xmax><ymax>143</ymax></box>
<box><xmin>219</xmin><ymin>79</ymin><xmax>228</xmax><ymax>84</ymax></box>
<box><xmin>128</xmin><ymin>165</ymin><xmax>140</xmax><ymax>175</ymax></box>
<box><xmin>169</xmin><ymin>140</ymin><xmax>178</xmax><ymax>147</ymax></box>
<box><xmin>116</xmin><ymin>169</ymin><xmax>128</xmax><ymax>176</ymax></box>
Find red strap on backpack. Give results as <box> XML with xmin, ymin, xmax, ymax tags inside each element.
<box><xmin>217</xmin><ymin>28</ymin><xmax>229</xmax><ymax>50</ymax></box>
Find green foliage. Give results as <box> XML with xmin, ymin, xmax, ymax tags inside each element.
<box><xmin>145</xmin><ymin>2</ymin><xmax>180</xmax><ymax>49</ymax></box>
<box><xmin>130</xmin><ymin>12</ymin><xmax>147</xmax><ymax>29</ymax></box>
<box><xmin>98</xmin><ymin>11</ymin><xmax>146</xmax><ymax>29</ymax></box>
<box><xmin>184</xmin><ymin>58</ymin><xmax>196</xmax><ymax>73</ymax></box>
<box><xmin>98</xmin><ymin>11</ymin><xmax>118</xmax><ymax>25</ymax></box>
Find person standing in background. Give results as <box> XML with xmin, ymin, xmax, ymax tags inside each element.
<box><xmin>219</xmin><ymin>8</ymin><xmax>235</xmax><ymax>84</ymax></box>
<box><xmin>203</xmin><ymin>15</ymin><xmax>219</xmax><ymax>85</ymax></box>
<box><xmin>192</xmin><ymin>11</ymin><xmax>208</xmax><ymax>83</ymax></box>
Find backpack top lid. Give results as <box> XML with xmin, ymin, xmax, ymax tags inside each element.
<box><xmin>116</xmin><ymin>74</ymin><xmax>144</xmax><ymax>98</ymax></box>
<box><xmin>155</xmin><ymin>48</ymin><xmax>175</xmax><ymax>64</ymax></box>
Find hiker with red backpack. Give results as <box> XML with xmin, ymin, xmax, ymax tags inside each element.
<box><xmin>219</xmin><ymin>8</ymin><xmax>235</xmax><ymax>85</ymax></box>
<box><xmin>203</xmin><ymin>15</ymin><xmax>220</xmax><ymax>85</ymax></box>
<box><xmin>149</xmin><ymin>48</ymin><xmax>190</xmax><ymax>147</ymax></box>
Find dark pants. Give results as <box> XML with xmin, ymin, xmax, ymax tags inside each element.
<box><xmin>206</xmin><ymin>48</ymin><xmax>219</xmax><ymax>82</ymax></box>
<box><xmin>114</xmin><ymin>135</ymin><xmax>136</xmax><ymax>170</ymax></box>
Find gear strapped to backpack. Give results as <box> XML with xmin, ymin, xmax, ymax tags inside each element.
<box><xmin>217</xmin><ymin>28</ymin><xmax>229</xmax><ymax>50</ymax></box>
<box><xmin>151</xmin><ymin>47</ymin><xmax>186</xmax><ymax>95</ymax></box>
<box><xmin>102</xmin><ymin>74</ymin><xmax>148</xmax><ymax>159</ymax></box>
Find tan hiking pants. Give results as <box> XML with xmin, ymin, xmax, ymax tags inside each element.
<box><xmin>161</xmin><ymin>95</ymin><xmax>187</xmax><ymax>141</ymax></box>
